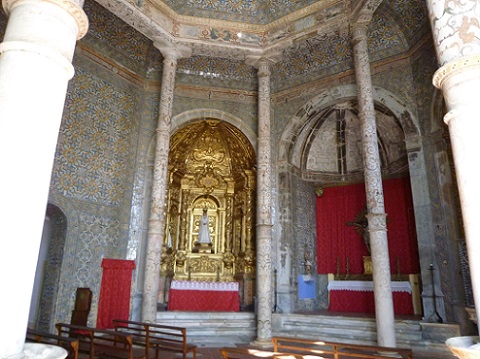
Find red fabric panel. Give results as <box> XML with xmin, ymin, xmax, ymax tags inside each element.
<box><xmin>168</xmin><ymin>289</ymin><xmax>240</xmax><ymax>311</ymax></box>
<box><xmin>97</xmin><ymin>259</ymin><xmax>136</xmax><ymax>329</ymax></box>
<box><xmin>316</xmin><ymin>178</ymin><xmax>419</xmax><ymax>275</ymax></box>
<box><xmin>328</xmin><ymin>290</ymin><xmax>414</xmax><ymax>315</ymax></box>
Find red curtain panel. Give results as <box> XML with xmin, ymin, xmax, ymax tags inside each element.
<box><xmin>316</xmin><ymin>177</ymin><xmax>419</xmax><ymax>275</ymax></box>
<box><xmin>96</xmin><ymin>258</ymin><xmax>136</xmax><ymax>329</ymax></box>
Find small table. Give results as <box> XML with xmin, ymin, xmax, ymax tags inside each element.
<box><xmin>168</xmin><ymin>280</ymin><xmax>240</xmax><ymax>312</ymax></box>
<box><xmin>327</xmin><ymin>280</ymin><xmax>414</xmax><ymax>315</ymax></box>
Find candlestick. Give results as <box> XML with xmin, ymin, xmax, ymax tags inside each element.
<box><xmin>345</xmin><ymin>256</ymin><xmax>350</xmax><ymax>280</ymax></box>
<box><xmin>396</xmin><ymin>256</ymin><xmax>401</xmax><ymax>280</ymax></box>
<box><xmin>336</xmin><ymin>256</ymin><xmax>340</xmax><ymax>280</ymax></box>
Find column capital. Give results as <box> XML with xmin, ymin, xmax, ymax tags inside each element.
<box><xmin>351</xmin><ymin>9</ymin><xmax>373</xmax><ymax>41</ymax></box>
<box><xmin>246</xmin><ymin>51</ymin><xmax>282</xmax><ymax>73</ymax></box>
<box><xmin>154</xmin><ymin>38</ymin><xmax>192</xmax><ymax>61</ymax></box>
<box><xmin>404</xmin><ymin>134</ymin><xmax>422</xmax><ymax>153</ymax></box>
<box><xmin>3</xmin><ymin>0</ymin><xmax>89</xmax><ymax>39</ymax></box>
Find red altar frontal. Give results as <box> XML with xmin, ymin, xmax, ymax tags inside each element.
<box><xmin>168</xmin><ymin>280</ymin><xmax>240</xmax><ymax>312</ymax></box>
<box><xmin>327</xmin><ymin>280</ymin><xmax>416</xmax><ymax>315</ymax></box>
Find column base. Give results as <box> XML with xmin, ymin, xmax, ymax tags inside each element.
<box><xmin>249</xmin><ymin>338</ymin><xmax>274</xmax><ymax>349</ymax></box>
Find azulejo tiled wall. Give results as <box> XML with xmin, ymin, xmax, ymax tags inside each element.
<box><xmin>45</xmin><ymin>2</ymin><xmax>160</xmax><ymax>327</ymax></box>
<box><xmin>53</xmin><ymin>68</ymin><xmax>135</xmax><ymax>206</ymax></box>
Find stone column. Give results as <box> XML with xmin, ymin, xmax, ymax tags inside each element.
<box><xmin>404</xmin><ymin>135</ymin><xmax>447</xmax><ymax>322</ymax></box>
<box><xmin>427</xmin><ymin>0</ymin><xmax>480</xmax><ymax>324</ymax></box>
<box><xmin>352</xmin><ymin>13</ymin><xmax>396</xmax><ymax>347</ymax></box>
<box><xmin>247</xmin><ymin>55</ymin><xmax>277</xmax><ymax>345</ymax></box>
<box><xmin>0</xmin><ymin>0</ymin><xmax>87</xmax><ymax>357</ymax></box>
<box><xmin>142</xmin><ymin>41</ymin><xmax>191</xmax><ymax>322</ymax></box>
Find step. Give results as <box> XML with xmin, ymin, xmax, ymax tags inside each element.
<box><xmin>156</xmin><ymin>311</ymin><xmax>256</xmax><ymax>347</ymax></box>
<box><xmin>156</xmin><ymin>310</ymin><xmax>458</xmax><ymax>357</ymax></box>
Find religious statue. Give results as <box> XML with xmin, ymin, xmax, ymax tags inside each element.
<box><xmin>198</xmin><ymin>207</ymin><xmax>211</xmax><ymax>244</ymax></box>
<box><xmin>346</xmin><ymin>206</ymin><xmax>371</xmax><ymax>254</ymax></box>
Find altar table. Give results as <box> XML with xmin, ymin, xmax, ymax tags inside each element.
<box><xmin>168</xmin><ymin>280</ymin><xmax>240</xmax><ymax>312</ymax></box>
<box><xmin>327</xmin><ymin>280</ymin><xmax>414</xmax><ymax>315</ymax></box>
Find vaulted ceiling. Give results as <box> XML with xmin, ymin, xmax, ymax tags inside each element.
<box><xmin>88</xmin><ymin>0</ymin><xmax>430</xmax><ymax>182</ymax></box>
<box><xmin>95</xmin><ymin>0</ymin><xmax>430</xmax><ymax>60</ymax></box>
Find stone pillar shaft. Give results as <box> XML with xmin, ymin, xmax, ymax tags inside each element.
<box><xmin>0</xmin><ymin>0</ymin><xmax>87</xmax><ymax>357</ymax></box>
<box><xmin>255</xmin><ymin>59</ymin><xmax>274</xmax><ymax>343</ymax></box>
<box><xmin>427</xmin><ymin>0</ymin><xmax>480</xmax><ymax>325</ymax></box>
<box><xmin>352</xmin><ymin>17</ymin><xmax>396</xmax><ymax>347</ymax></box>
<box><xmin>142</xmin><ymin>43</ymin><xmax>190</xmax><ymax>322</ymax></box>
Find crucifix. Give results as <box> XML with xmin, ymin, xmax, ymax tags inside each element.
<box><xmin>346</xmin><ymin>205</ymin><xmax>371</xmax><ymax>254</ymax></box>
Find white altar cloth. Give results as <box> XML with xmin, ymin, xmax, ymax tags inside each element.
<box><xmin>170</xmin><ymin>280</ymin><xmax>239</xmax><ymax>292</ymax></box>
<box><xmin>327</xmin><ymin>280</ymin><xmax>412</xmax><ymax>294</ymax></box>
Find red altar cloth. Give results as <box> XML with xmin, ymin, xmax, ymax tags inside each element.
<box><xmin>328</xmin><ymin>281</ymin><xmax>414</xmax><ymax>315</ymax></box>
<box><xmin>168</xmin><ymin>280</ymin><xmax>240</xmax><ymax>312</ymax></box>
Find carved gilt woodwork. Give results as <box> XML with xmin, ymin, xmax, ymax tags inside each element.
<box><xmin>161</xmin><ymin>120</ymin><xmax>256</xmax><ymax>301</ymax></box>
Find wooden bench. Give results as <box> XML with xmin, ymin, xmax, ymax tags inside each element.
<box><xmin>26</xmin><ymin>328</ymin><xmax>80</xmax><ymax>359</ymax></box>
<box><xmin>272</xmin><ymin>336</ymin><xmax>413</xmax><ymax>359</ymax></box>
<box><xmin>113</xmin><ymin>319</ymin><xmax>197</xmax><ymax>359</ymax></box>
<box><xmin>55</xmin><ymin>322</ymin><xmax>145</xmax><ymax>359</ymax></box>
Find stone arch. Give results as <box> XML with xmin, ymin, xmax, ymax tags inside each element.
<box><xmin>279</xmin><ymin>84</ymin><xmax>420</xmax><ymax>165</ymax></box>
<box><xmin>429</xmin><ymin>88</ymin><xmax>447</xmax><ymax>135</ymax></box>
<box><xmin>32</xmin><ymin>196</ymin><xmax>80</xmax><ymax>331</ymax></box>
<box><xmin>275</xmin><ymin>84</ymin><xmax>421</xmax><ymax>313</ymax></box>
<box><xmin>45</xmin><ymin>194</ymin><xmax>81</xmax><ymax>328</ymax></box>
<box><xmin>172</xmin><ymin>109</ymin><xmax>257</xmax><ymax>149</ymax></box>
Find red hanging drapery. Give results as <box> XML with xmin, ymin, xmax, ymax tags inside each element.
<box><xmin>316</xmin><ymin>177</ymin><xmax>419</xmax><ymax>275</ymax></box>
<box><xmin>96</xmin><ymin>258</ymin><xmax>136</xmax><ymax>329</ymax></box>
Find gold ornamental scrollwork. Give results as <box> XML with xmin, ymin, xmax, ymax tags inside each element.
<box><xmin>223</xmin><ymin>252</ymin><xmax>235</xmax><ymax>269</ymax></box>
<box><xmin>190</xmin><ymin>255</ymin><xmax>218</xmax><ymax>273</ymax></box>
<box><xmin>176</xmin><ymin>251</ymin><xmax>187</xmax><ymax>268</ymax></box>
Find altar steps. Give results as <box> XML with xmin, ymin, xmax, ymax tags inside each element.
<box><xmin>273</xmin><ymin>313</ymin><xmax>459</xmax><ymax>358</ymax></box>
<box><xmin>155</xmin><ymin>311</ymin><xmax>256</xmax><ymax>347</ymax></box>
<box><xmin>156</xmin><ymin>311</ymin><xmax>458</xmax><ymax>358</ymax></box>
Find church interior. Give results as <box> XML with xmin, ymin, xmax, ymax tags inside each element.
<box><xmin>1</xmin><ymin>0</ymin><xmax>479</xmax><ymax>358</ymax></box>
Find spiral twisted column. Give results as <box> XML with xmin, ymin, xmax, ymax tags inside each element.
<box><xmin>352</xmin><ymin>13</ymin><xmax>396</xmax><ymax>347</ymax></box>
<box><xmin>142</xmin><ymin>41</ymin><xmax>191</xmax><ymax>322</ymax></box>
<box><xmin>427</xmin><ymin>0</ymin><xmax>480</xmax><ymax>325</ymax></box>
<box><xmin>0</xmin><ymin>0</ymin><xmax>87</xmax><ymax>356</ymax></box>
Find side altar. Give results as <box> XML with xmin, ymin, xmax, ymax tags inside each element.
<box><xmin>326</xmin><ymin>273</ymin><xmax>422</xmax><ymax>315</ymax></box>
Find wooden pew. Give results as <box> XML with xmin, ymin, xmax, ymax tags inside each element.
<box><xmin>55</xmin><ymin>322</ymin><xmax>145</xmax><ymax>359</ymax></box>
<box><xmin>272</xmin><ymin>336</ymin><xmax>413</xmax><ymax>359</ymax></box>
<box><xmin>113</xmin><ymin>319</ymin><xmax>197</xmax><ymax>359</ymax></box>
<box><xmin>26</xmin><ymin>328</ymin><xmax>79</xmax><ymax>359</ymax></box>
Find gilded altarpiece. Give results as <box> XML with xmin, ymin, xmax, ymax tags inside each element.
<box><xmin>159</xmin><ymin>120</ymin><xmax>256</xmax><ymax>308</ymax></box>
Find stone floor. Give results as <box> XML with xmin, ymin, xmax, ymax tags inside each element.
<box><xmin>172</xmin><ymin>346</ymin><xmax>458</xmax><ymax>359</ymax></box>
<box><xmin>163</xmin><ymin>342</ymin><xmax>459</xmax><ymax>359</ymax></box>
<box><xmin>74</xmin><ymin>344</ymin><xmax>457</xmax><ymax>359</ymax></box>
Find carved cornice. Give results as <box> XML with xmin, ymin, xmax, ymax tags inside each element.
<box><xmin>3</xmin><ymin>0</ymin><xmax>89</xmax><ymax>39</ymax></box>
<box><xmin>95</xmin><ymin>0</ymin><xmax>353</xmax><ymax>60</ymax></box>
<box><xmin>433</xmin><ymin>53</ymin><xmax>480</xmax><ymax>90</ymax></box>
<box><xmin>154</xmin><ymin>38</ymin><xmax>192</xmax><ymax>60</ymax></box>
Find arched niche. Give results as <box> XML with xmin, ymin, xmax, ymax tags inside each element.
<box><xmin>158</xmin><ymin>118</ymin><xmax>257</xmax><ymax>308</ymax></box>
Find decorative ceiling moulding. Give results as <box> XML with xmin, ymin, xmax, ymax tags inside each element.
<box><xmin>175</xmin><ymin>85</ymin><xmax>257</xmax><ymax>104</ymax></box>
<box><xmin>95</xmin><ymin>0</ymin><xmax>351</xmax><ymax>58</ymax></box>
<box><xmin>75</xmin><ymin>43</ymin><xmax>155</xmax><ymax>90</ymax></box>
<box><xmin>155</xmin><ymin>0</ymin><xmax>344</xmax><ymax>32</ymax></box>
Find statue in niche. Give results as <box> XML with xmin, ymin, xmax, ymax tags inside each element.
<box><xmin>198</xmin><ymin>207</ymin><xmax>211</xmax><ymax>244</ymax></box>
